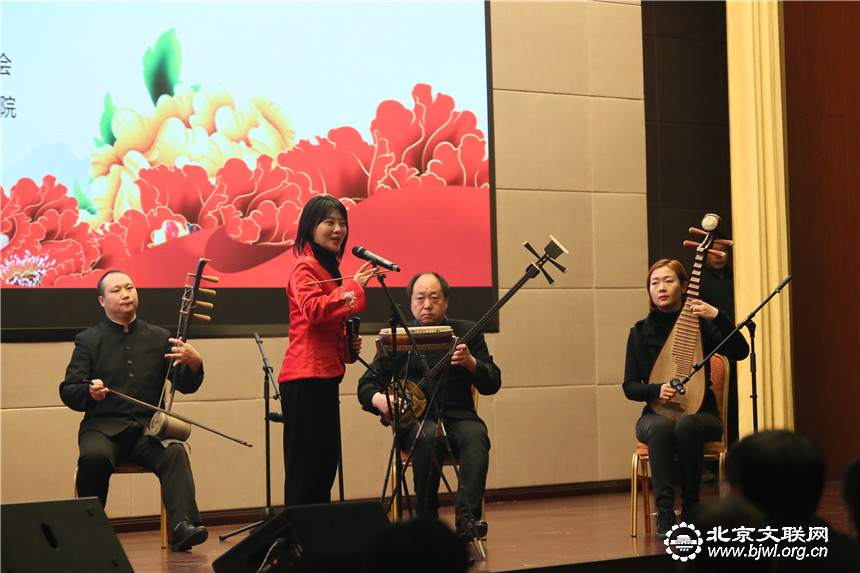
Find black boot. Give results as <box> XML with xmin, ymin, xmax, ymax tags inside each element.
<box><xmin>656</xmin><ymin>508</ymin><xmax>676</xmax><ymax>538</ymax></box>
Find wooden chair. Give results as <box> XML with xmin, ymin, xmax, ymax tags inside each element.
<box><xmin>75</xmin><ymin>462</ymin><xmax>169</xmax><ymax>548</ymax></box>
<box><xmin>388</xmin><ymin>386</ymin><xmax>487</xmax><ymax>545</ymax></box>
<box><xmin>630</xmin><ymin>353</ymin><xmax>730</xmax><ymax>537</ymax></box>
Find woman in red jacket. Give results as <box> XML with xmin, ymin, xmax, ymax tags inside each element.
<box><xmin>278</xmin><ymin>195</ymin><xmax>376</xmax><ymax>506</ymax></box>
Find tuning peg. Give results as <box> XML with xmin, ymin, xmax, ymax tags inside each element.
<box><xmin>540</xmin><ymin>267</ymin><xmax>555</xmax><ymax>286</ymax></box>
<box><xmin>198</xmin><ymin>288</ymin><xmax>216</xmax><ymax>297</ymax></box>
<box><xmin>707</xmin><ymin>249</ymin><xmax>727</xmax><ymax>258</ymax></box>
<box><xmin>192</xmin><ymin>313</ymin><xmax>212</xmax><ymax>322</ymax></box>
<box><xmin>689</xmin><ymin>227</ymin><xmax>707</xmax><ymax>236</ymax></box>
<box><xmin>714</xmin><ymin>238</ymin><xmax>733</xmax><ymax>247</ymax></box>
<box><xmin>523</xmin><ymin>241</ymin><xmax>541</xmax><ymax>259</ymax></box>
<box><xmin>188</xmin><ymin>272</ymin><xmax>219</xmax><ymax>283</ymax></box>
<box><xmin>683</xmin><ymin>240</ymin><xmax>699</xmax><ymax>248</ymax></box>
<box><xmin>182</xmin><ymin>297</ymin><xmax>214</xmax><ymax>309</ymax></box>
<box><xmin>547</xmin><ymin>258</ymin><xmax>567</xmax><ymax>274</ymax></box>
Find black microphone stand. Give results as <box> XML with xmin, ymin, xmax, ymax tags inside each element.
<box><xmin>670</xmin><ymin>275</ymin><xmax>792</xmax><ymax>435</ymax></box>
<box><xmin>371</xmin><ymin>271</ymin><xmax>440</xmax><ymax>522</ymax></box>
<box><xmin>219</xmin><ymin>333</ymin><xmax>281</xmax><ymax>541</ymax></box>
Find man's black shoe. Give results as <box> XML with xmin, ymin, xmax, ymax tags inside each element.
<box><xmin>171</xmin><ymin>521</ymin><xmax>208</xmax><ymax>551</ymax></box>
<box><xmin>456</xmin><ymin>519</ymin><xmax>488</xmax><ymax>540</ymax></box>
<box><xmin>656</xmin><ymin>508</ymin><xmax>675</xmax><ymax>539</ymax></box>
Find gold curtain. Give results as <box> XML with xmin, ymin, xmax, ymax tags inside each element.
<box><xmin>725</xmin><ymin>0</ymin><xmax>794</xmax><ymax>435</ymax></box>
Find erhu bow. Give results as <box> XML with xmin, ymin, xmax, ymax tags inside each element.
<box><xmin>108</xmin><ymin>258</ymin><xmax>252</xmax><ymax>448</ymax></box>
<box><xmin>647</xmin><ymin>214</ymin><xmax>732</xmax><ymax>421</ymax></box>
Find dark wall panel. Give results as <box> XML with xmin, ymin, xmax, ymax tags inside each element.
<box><xmin>784</xmin><ymin>1</ymin><xmax>860</xmax><ymax>479</ymax></box>
<box><xmin>642</xmin><ymin>1</ymin><xmax>733</xmax><ymax>267</ymax></box>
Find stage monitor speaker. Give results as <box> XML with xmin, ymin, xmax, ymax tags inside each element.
<box><xmin>213</xmin><ymin>500</ymin><xmax>390</xmax><ymax>573</ymax></box>
<box><xmin>1</xmin><ymin>497</ymin><xmax>133</xmax><ymax>573</ymax></box>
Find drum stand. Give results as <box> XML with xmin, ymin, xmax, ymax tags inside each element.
<box><xmin>370</xmin><ymin>272</ymin><xmax>442</xmax><ymax>523</ymax></box>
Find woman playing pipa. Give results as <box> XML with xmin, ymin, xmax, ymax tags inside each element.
<box><xmin>622</xmin><ymin>215</ymin><xmax>749</xmax><ymax>538</ymax></box>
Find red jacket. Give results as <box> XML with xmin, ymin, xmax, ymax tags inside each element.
<box><xmin>278</xmin><ymin>247</ymin><xmax>367</xmax><ymax>383</ymax></box>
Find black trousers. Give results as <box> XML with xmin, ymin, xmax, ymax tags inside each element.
<box><xmin>398</xmin><ymin>417</ymin><xmax>490</xmax><ymax>523</ymax></box>
<box><xmin>280</xmin><ymin>377</ymin><xmax>342</xmax><ymax>506</ymax></box>
<box><xmin>635</xmin><ymin>411</ymin><xmax>722</xmax><ymax>511</ymax></box>
<box><xmin>76</xmin><ymin>423</ymin><xmax>201</xmax><ymax>530</ymax></box>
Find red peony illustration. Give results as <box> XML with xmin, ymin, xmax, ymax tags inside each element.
<box><xmin>1</xmin><ymin>83</ymin><xmax>489</xmax><ymax>287</ymax></box>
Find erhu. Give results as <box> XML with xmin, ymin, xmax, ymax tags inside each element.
<box><xmin>376</xmin><ymin>235</ymin><xmax>570</xmax><ymax>428</ymax></box>
<box><xmin>107</xmin><ymin>259</ymin><xmax>252</xmax><ymax>447</ymax></box>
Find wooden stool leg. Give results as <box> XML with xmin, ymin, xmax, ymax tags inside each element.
<box><xmin>389</xmin><ymin>463</ymin><xmax>400</xmax><ymax>522</ymax></box>
<box><xmin>641</xmin><ymin>459</ymin><xmax>651</xmax><ymax>535</ymax></box>
<box><xmin>630</xmin><ymin>453</ymin><xmax>639</xmax><ymax>537</ymax></box>
<box><xmin>160</xmin><ymin>499</ymin><xmax>168</xmax><ymax>549</ymax></box>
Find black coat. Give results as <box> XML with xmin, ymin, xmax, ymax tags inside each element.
<box><xmin>357</xmin><ymin>317</ymin><xmax>501</xmax><ymax>424</ymax></box>
<box><xmin>59</xmin><ymin>318</ymin><xmax>203</xmax><ymax>438</ymax></box>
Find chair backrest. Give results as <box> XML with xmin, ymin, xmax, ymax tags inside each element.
<box><xmin>709</xmin><ymin>353</ymin><xmax>730</xmax><ymax>443</ymax></box>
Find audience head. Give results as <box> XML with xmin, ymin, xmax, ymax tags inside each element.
<box><xmin>726</xmin><ymin>430</ymin><xmax>825</xmax><ymax>524</ymax></box>
<box><xmin>364</xmin><ymin>517</ymin><xmax>469</xmax><ymax>573</ymax></box>
<box><xmin>684</xmin><ymin>498</ymin><xmax>769</xmax><ymax>572</ymax></box>
<box><xmin>843</xmin><ymin>456</ymin><xmax>860</xmax><ymax>539</ymax></box>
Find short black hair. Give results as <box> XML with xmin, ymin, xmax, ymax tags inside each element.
<box><xmin>843</xmin><ymin>456</ymin><xmax>860</xmax><ymax>537</ymax></box>
<box><xmin>364</xmin><ymin>517</ymin><xmax>469</xmax><ymax>573</ymax></box>
<box><xmin>726</xmin><ymin>430</ymin><xmax>825</xmax><ymax>523</ymax></box>
<box><xmin>293</xmin><ymin>195</ymin><xmax>349</xmax><ymax>258</ymax></box>
<box><xmin>97</xmin><ymin>270</ymin><xmax>129</xmax><ymax>297</ymax></box>
<box><xmin>407</xmin><ymin>272</ymin><xmax>450</xmax><ymax>300</ymax></box>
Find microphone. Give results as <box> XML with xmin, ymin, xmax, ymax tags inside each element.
<box><xmin>267</xmin><ymin>412</ymin><xmax>285</xmax><ymax>423</ymax></box>
<box><xmin>669</xmin><ymin>378</ymin><xmax>686</xmax><ymax>395</ymax></box>
<box><xmin>351</xmin><ymin>246</ymin><xmax>401</xmax><ymax>272</ymax></box>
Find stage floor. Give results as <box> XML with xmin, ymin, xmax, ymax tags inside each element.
<box><xmin>116</xmin><ymin>482</ymin><xmax>852</xmax><ymax>572</ymax></box>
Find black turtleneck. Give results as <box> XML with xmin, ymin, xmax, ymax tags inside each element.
<box><xmin>622</xmin><ymin>306</ymin><xmax>749</xmax><ymax>414</ymax></box>
<box><xmin>309</xmin><ymin>241</ymin><xmax>342</xmax><ymax>286</ymax></box>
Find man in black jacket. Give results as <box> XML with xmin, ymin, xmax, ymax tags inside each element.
<box><xmin>358</xmin><ymin>272</ymin><xmax>501</xmax><ymax>539</ymax></box>
<box><xmin>59</xmin><ymin>270</ymin><xmax>208</xmax><ymax>551</ymax></box>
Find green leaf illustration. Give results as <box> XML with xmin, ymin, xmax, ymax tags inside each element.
<box><xmin>143</xmin><ymin>28</ymin><xmax>181</xmax><ymax>106</ymax></box>
<box><xmin>73</xmin><ymin>181</ymin><xmax>96</xmax><ymax>215</ymax></box>
<box><xmin>98</xmin><ymin>93</ymin><xmax>117</xmax><ymax>147</ymax></box>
